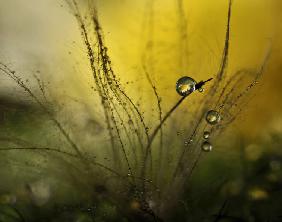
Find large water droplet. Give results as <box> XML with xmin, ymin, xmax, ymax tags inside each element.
<box><xmin>176</xmin><ymin>76</ymin><xmax>196</xmax><ymax>96</ymax></box>
<box><xmin>203</xmin><ymin>131</ymin><xmax>210</xmax><ymax>139</ymax></box>
<box><xmin>201</xmin><ymin>141</ymin><xmax>212</xmax><ymax>152</ymax></box>
<box><xmin>206</xmin><ymin>110</ymin><xmax>221</xmax><ymax>125</ymax></box>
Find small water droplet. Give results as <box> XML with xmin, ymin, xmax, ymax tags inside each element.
<box><xmin>184</xmin><ymin>139</ymin><xmax>193</xmax><ymax>146</ymax></box>
<box><xmin>176</xmin><ymin>76</ymin><xmax>196</xmax><ymax>96</ymax></box>
<box><xmin>206</xmin><ymin>110</ymin><xmax>221</xmax><ymax>125</ymax></box>
<box><xmin>203</xmin><ymin>131</ymin><xmax>210</xmax><ymax>139</ymax></box>
<box><xmin>198</xmin><ymin>88</ymin><xmax>204</xmax><ymax>92</ymax></box>
<box><xmin>201</xmin><ymin>141</ymin><xmax>212</xmax><ymax>152</ymax></box>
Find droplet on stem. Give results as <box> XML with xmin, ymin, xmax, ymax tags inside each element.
<box><xmin>203</xmin><ymin>131</ymin><xmax>210</xmax><ymax>139</ymax></box>
<box><xmin>198</xmin><ymin>88</ymin><xmax>204</xmax><ymax>92</ymax></box>
<box><xmin>201</xmin><ymin>141</ymin><xmax>212</xmax><ymax>152</ymax></box>
<box><xmin>176</xmin><ymin>76</ymin><xmax>196</xmax><ymax>96</ymax></box>
<box><xmin>206</xmin><ymin>110</ymin><xmax>221</xmax><ymax>125</ymax></box>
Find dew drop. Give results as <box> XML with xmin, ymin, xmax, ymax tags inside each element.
<box><xmin>184</xmin><ymin>139</ymin><xmax>193</xmax><ymax>146</ymax></box>
<box><xmin>203</xmin><ymin>131</ymin><xmax>210</xmax><ymax>139</ymax></box>
<box><xmin>176</xmin><ymin>76</ymin><xmax>196</xmax><ymax>96</ymax></box>
<box><xmin>206</xmin><ymin>110</ymin><xmax>221</xmax><ymax>125</ymax></box>
<box><xmin>201</xmin><ymin>141</ymin><xmax>212</xmax><ymax>152</ymax></box>
<box><xmin>198</xmin><ymin>88</ymin><xmax>204</xmax><ymax>93</ymax></box>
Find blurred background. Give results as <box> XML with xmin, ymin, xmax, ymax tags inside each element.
<box><xmin>0</xmin><ymin>0</ymin><xmax>282</xmax><ymax>221</ymax></box>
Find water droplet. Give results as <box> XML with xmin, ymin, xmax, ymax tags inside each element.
<box><xmin>176</xmin><ymin>76</ymin><xmax>196</xmax><ymax>96</ymax></box>
<box><xmin>203</xmin><ymin>131</ymin><xmax>210</xmax><ymax>139</ymax></box>
<box><xmin>198</xmin><ymin>88</ymin><xmax>204</xmax><ymax>92</ymax></box>
<box><xmin>201</xmin><ymin>141</ymin><xmax>212</xmax><ymax>152</ymax></box>
<box><xmin>206</xmin><ymin>110</ymin><xmax>221</xmax><ymax>125</ymax></box>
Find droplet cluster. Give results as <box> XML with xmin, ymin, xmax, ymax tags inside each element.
<box><xmin>201</xmin><ymin>110</ymin><xmax>221</xmax><ymax>152</ymax></box>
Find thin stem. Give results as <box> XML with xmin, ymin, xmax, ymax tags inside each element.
<box><xmin>0</xmin><ymin>147</ymin><xmax>122</xmax><ymax>177</ymax></box>
<box><xmin>144</xmin><ymin>66</ymin><xmax>163</xmax><ymax>185</ymax></box>
<box><xmin>0</xmin><ymin>65</ymin><xmax>83</xmax><ymax>159</ymax></box>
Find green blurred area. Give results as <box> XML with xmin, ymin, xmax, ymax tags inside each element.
<box><xmin>1</xmin><ymin>92</ymin><xmax>282</xmax><ymax>221</ymax></box>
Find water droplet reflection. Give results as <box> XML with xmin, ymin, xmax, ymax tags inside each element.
<box><xmin>201</xmin><ymin>141</ymin><xmax>212</xmax><ymax>152</ymax></box>
<box><xmin>203</xmin><ymin>131</ymin><xmax>210</xmax><ymax>139</ymax></box>
<box><xmin>176</xmin><ymin>76</ymin><xmax>196</xmax><ymax>96</ymax></box>
<box><xmin>206</xmin><ymin>110</ymin><xmax>221</xmax><ymax>125</ymax></box>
